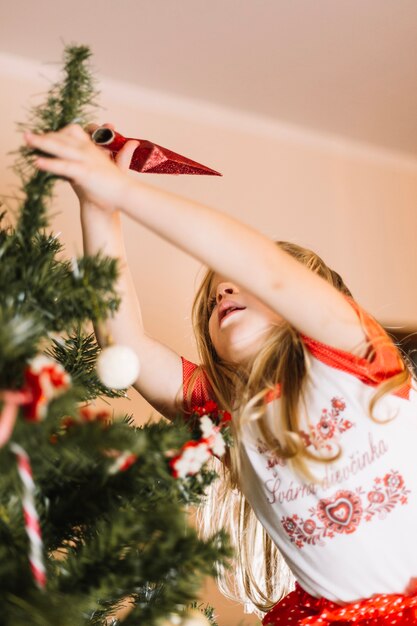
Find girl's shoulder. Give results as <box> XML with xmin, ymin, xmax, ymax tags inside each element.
<box><xmin>301</xmin><ymin>297</ymin><xmax>411</xmax><ymax>398</ymax></box>
<box><xmin>181</xmin><ymin>357</ymin><xmax>213</xmax><ymax>412</ymax></box>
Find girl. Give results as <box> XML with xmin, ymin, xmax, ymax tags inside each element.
<box><xmin>25</xmin><ymin>124</ymin><xmax>417</xmax><ymax>625</ymax></box>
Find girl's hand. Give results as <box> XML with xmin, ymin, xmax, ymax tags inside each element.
<box><xmin>75</xmin><ymin>123</ymin><xmax>138</xmax><ymax>206</ymax></box>
<box><xmin>24</xmin><ymin>124</ymin><xmax>139</xmax><ymax>214</ymax></box>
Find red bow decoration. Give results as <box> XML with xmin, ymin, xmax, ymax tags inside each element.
<box><xmin>23</xmin><ymin>356</ymin><xmax>71</xmax><ymax>422</ymax></box>
<box><xmin>0</xmin><ymin>357</ymin><xmax>70</xmax><ymax>447</ymax></box>
<box><xmin>168</xmin><ymin>401</ymin><xmax>231</xmax><ymax>479</ymax></box>
<box><xmin>92</xmin><ymin>127</ymin><xmax>221</xmax><ymax>176</ymax></box>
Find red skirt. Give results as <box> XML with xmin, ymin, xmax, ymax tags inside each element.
<box><xmin>262</xmin><ymin>583</ymin><xmax>417</xmax><ymax>625</ymax></box>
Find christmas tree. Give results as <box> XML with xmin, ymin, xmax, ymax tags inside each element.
<box><xmin>0</xmin><ymin>46</ymin><xmax>231</xmax><ymax>626</ymax></box>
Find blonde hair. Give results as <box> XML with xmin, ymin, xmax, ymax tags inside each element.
<box><xmin>191</xmin><ymin>241</ymin><xmax>409</xmax><ymax>615</ymax></box>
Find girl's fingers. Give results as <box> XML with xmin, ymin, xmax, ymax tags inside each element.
<box><xmin>26</xmin><ymin>128</ymin><xmax>98</xmax><ymax>163</ymax></box>
<box><xmin>84</xmin><ymin>123</ymin><xmax>100</xmax><ymax>136</ymax></box>
<box><xmin>114</xmin><ymin>139</ymin><xmax>139</xmax><ymax>171</ymax></box>
<box><xmin>26</xmin><ymin>125</ymin><xmax>88</xmax><ymax>149</ymax></box>
<box><xmin>35</xmin><ymin>156</ymin><xmax>81</xmax><ymax>180</ymax></box>
<box><xmin>61</xmin><ymin>123</ymin><xmax>87</xmax><ymax>137</ymax></box>
<box><xmin>25</xmin><ymin>132</ymin><xmax>76</xmax><ymax>160</ymax></box>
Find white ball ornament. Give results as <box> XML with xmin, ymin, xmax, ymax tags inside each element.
<box><xmin>156</xmin><ymin>610</ymin><xmax>210</xmax><ymax>626</ymax></box>
<box><xmin>96</xmin><ymin>345</ymin><xmax>140</xmax><ymax>389</ymax></box>
<box><xmin>180</xmin><ymin>610</ymin><xmax>211</xmax><ymax>626</ymax></box>
<box><xmin>155</xmin><ymin>614</ymin><xmax>182</xmax><ymax>626</ymax></box>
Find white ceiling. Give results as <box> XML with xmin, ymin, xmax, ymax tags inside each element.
<box><xmin>1</xmin><ymin>0</ymin><xmax>417</xmax><ymax>157</ymax></box>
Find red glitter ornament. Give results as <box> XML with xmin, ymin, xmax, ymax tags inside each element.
<box><xmin>91</xmin><ymin>127</ymin><xmax>221</xmax><ymax>176</ymax></box>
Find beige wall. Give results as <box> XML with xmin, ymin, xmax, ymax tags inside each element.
<box><xmin>1</xmin><ymin>52</ymin><xmax>417</xmax><ymax>625</ymax></box>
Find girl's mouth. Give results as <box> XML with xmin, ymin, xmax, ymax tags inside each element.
<box><xmin>218</xmin><ymin>301</ymin><xmax>246</xmax><ymax>325</ymax></box>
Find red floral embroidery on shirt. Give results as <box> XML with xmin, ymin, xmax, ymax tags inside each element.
<box><xmin>281</xmin><ymin>514</ymin><xmax>327</xmax><ymax>549</ymax></box>
<box><xmin>256</xmin><ymin>438</ymin><xmax>286</xmax><ymax>472</ymax></box>
<box><xmin>363</xmin><ymin>470</ymin><xmax>409</xmax><ymax>521</ymax></box>
<box><xmin>300</xmin><ymin>397</ymin><xmax>354</xmax><ymax>453</ymax></box>
<box><xmin>281</xmin><ymin>470</ymin><xmax>410</xmax><ymax>548</ymax></box>
<box><xmin>256</xmin><ymin>397</ymin><xmax>353</xmax><ymax>473</ymax></box>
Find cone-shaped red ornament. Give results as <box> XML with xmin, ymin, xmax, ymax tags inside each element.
<box><xmin>92</xmin><ymin>128</ymin><xmax>221</xmax><ymax>176</ymax></box>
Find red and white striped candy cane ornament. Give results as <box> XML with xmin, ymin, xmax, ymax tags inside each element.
<box><xmin>107</xmin><ymin>450</ymin><xmax>138</xmax><ymax>475</ymax></box>
<box><xmin>10</xmin><ymin>442</ymin><xmax>46</xmax><ymax>589</ymax></box>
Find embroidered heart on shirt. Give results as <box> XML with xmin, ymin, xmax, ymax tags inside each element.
<box><xmin>317</xmin><ymin>490</ymin><xmax>362</xmax><ymax>534</ymax></box>
<box><xmin>281</xmin><ymin>471</ymin><xmax>409</xmax><ymax>549</ymax></box>
<box><xmin>325</xmin><ymin>499</ymin><xmax>353</xmax><ymax>525</ymax></box>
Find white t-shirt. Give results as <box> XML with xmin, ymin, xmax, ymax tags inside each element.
<box><xmin>182</xmin><ymin>301</ymin><xmax>416</xmax><ymax>603</ymax></box>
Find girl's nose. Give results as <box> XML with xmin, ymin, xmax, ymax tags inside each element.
<box><xmin>216</xmin><ymin>282</ymin><xmax>238</xmax><ymax>302</ymax></box>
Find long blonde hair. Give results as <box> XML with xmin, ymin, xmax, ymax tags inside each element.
<box><xmin>191</xmin><ymin>241</ymin><xmax>409</xmax><ymax>615</ymax></box>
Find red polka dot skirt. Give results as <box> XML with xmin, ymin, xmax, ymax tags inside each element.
<box><xmin>262</xmin><ymin>583</ymin><xmax>417</xmax><ymax>625</ymax></box>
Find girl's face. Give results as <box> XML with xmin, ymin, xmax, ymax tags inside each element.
<box><xmin>207</xmin><ymin>274</ymin><xmax>283</xmax><ymax>364</ymax></box>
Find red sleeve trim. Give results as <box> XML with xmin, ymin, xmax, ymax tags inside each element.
<box><xmin>301</xmin><ymin>299</ymin><xmax>410</xmax><ymax>399</ymax></box>
<box><xmin>181</xmin><ymin>357</ymin><xmax>213</xmax><ymax>412</ymax></box>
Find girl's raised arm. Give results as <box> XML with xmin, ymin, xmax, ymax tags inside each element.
<box><xmin>67</xmin><ymin>127</ymin><xmax>184</xmax><ymax>419</ymax></box>
<box><xmin>26</xmin><ymin>125</ymin><xmax>366</xmax><ymax>354</ymax></box>
<box><xmin>81</xmin><ymin>203</ymin><xmax>184</xmax><ymax>419</ymax></box>
<box><xmin>120</xmin><ymin>183</ymin><xmax>366</xmax><ymax>355</ymax></box>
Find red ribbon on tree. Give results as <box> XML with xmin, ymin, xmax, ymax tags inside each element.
<box><xmin>23</xmin><ymin>356</ymin><xmax>71</xmax><ymax>422</ymax></box>
<box><xmin>0</xmin><ymin>356</ymin><xmax>71</xmax><ymax>447</ymax></box>
<box><xmin>0</xmin><ymin>390</ymin><xmax>32</xmax><ymax>448</ymax></box>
